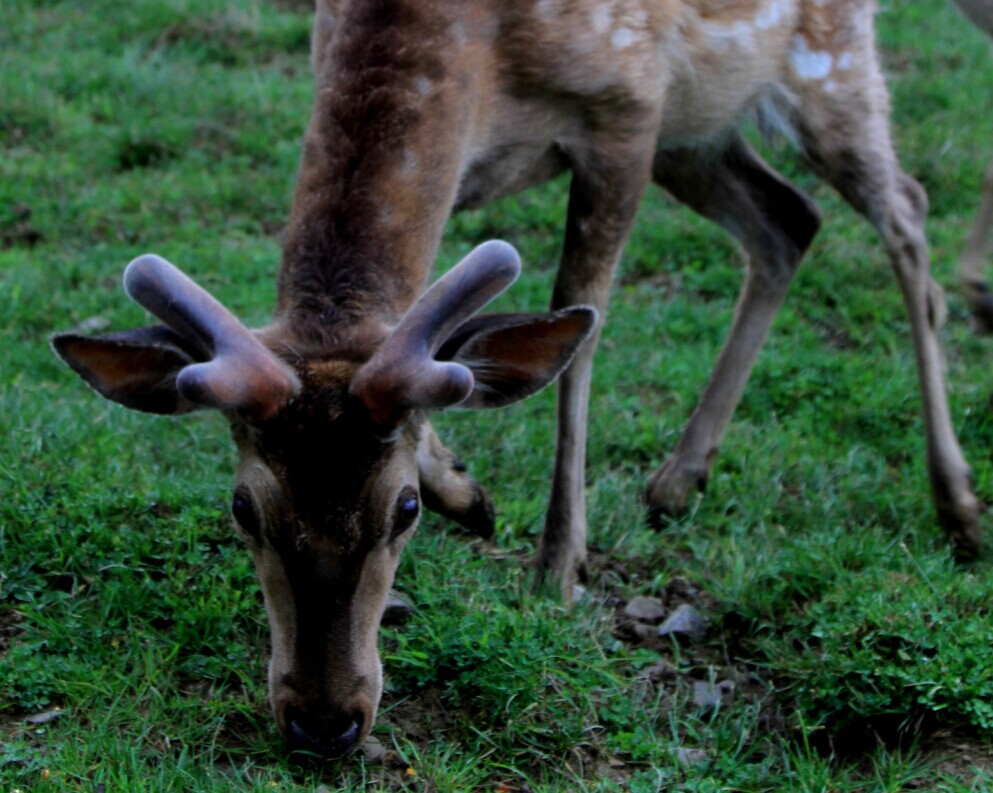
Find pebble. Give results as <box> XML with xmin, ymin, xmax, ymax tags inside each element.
<box><xmin>657</xmin><ymin>603</ymin><xmax>708</xmax><ymax>640</ymax></box>
<box><xmin>25</xmin><ymin>710</ymin><xmax>64</xmax><ymax>725</ymax></box>
<box><xmin>623</xmin><ymin>596</ymin><xmax>666</xmax><ymax>623</ymax></box>
<box><xmin>676</xmin><ymin>747</ymin><xmax>708</xmax><ymax>767</ymax></box>
<box><xmin>692</xmin><ymin>679</ymin><xmax>735</xmax><ymax>711</ymax></box>
<box><xmin>361</xmin><ymin>736</ymin><xmax>387</xmax><ymax>765</ymax></box>
<box><xmin>644</xmin><ymin>660</ymin><xmax>677</xmax><ymax>684</ymax></box>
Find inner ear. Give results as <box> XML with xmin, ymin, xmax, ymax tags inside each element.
<box><xmin>52</xmin><ymin>326</ymin><xmax>205</xmax><ymax>415</ymax></box>
<box><xmin>437</xmin><ymin>306</ymin><xmax>597</xmax><ymax>409</ymax></box>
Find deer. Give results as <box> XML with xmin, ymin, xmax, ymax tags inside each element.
<box><xmin>953</xmin><ymin>0</ymin><xmax>993</xmax><ymax>330</ymax></box>
<box><xmin>53</xmin><ymin>0</ymin><xmax>984</xmax><ymax>759</ymax></box>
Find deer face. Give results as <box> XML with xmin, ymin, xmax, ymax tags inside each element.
<box><xmin>229</xmin><ymin>365</ymin><xmax>423</xmax><ymax>756</ymax></box>
<box><xmin>52</xmin><ymin>242</ymin><xmax>596</xmax><ymax>758</ymax></box>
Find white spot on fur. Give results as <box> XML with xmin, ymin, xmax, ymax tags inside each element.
<box><xmin>414</xmin><ymin>77</ymin><xmax>432</xmax><ymax>96</ymax></box>
<box><xmin>611</xmin><ymin>26</ymin><xmax>636</xmax><ymax>49</ymax></box>
<box><xmin>450</xmin><ymin>20</ymin><xmax>467</xmax><ymax>49</ymax></box>
<box><xmin>702</xmin><ymin>19</ymin><xmax>756</xmax><ymax>52</ymax></box>
<box><xmin>401</xmin><ymin>150</ymin><xmax>418</xmax><ymax>174</ymax></box>
<box><xmin>789</xmin><ymin>35</ymin><xmax>833</xmax><ymax>80</ymax></box>
<box><xmin>755</xmin><ymin>0</ymin><xmax>785</xmax><ymax>30</ymax></box>
<box><xmin>836</xmin><ymin>52</ymin><xmax>854</xmax><ymax>70</ymax></box>
<box><xmin>592</xmin><ymin>5</ymin><xmax>612</xmax><ymax>35</ymax></box>
<box><xmin>630</xmin><ymin>10</ymin><xmax>648</xmax><ymax>27</ymax></box>
<box><xmin>536</xmin><ymin>0</ymin><xmax>555</xmax><ymax>20</ymax></box>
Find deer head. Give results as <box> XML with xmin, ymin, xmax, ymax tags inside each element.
<box><xmin>52</xmin><ymin>241</ymin><xmax>596</xmax><ymax>757</ymax></box>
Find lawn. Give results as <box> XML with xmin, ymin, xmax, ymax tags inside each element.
<box><xmin>2</xmin><ymin>0</ymin><xmax>993</xmax><ymax>790</ymax></box>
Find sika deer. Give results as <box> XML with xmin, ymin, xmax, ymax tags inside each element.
<box><xmin>953</xmin><ymin>0</ymin><xmax>993</xmax><ymax>330</ymax></box>
<box><xmin>54</xmin><ymin>0</ymin><xmax>983</xmax><ymax>757</ymax></box>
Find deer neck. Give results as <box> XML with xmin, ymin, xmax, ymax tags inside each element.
<box><xmin>276</xmin><ymin>2</ymin><xmax>487</xmax><ymax>355</ymax></box>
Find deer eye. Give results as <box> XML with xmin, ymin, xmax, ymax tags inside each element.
<box><xmin>232</xmin><ymin>488</ymin><xmax>261</xmax><ymax>542</ymax></box>
<box><xmin>392</xmin><ymin>488</ymin><xmax>420</xmax><ymax>538</ymax></box>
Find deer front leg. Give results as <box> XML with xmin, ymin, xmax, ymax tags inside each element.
<box><xmin>646</xmin><ymin>139</ymin><xmax>821</xmax><ymax>517</ymax></box>
<box><xmin>417</xmin><ymin>421</ymin><xmax>495</xmax><ymax>538</ymax></box>
<box><xmin>960</xmin><ymin>157</ymin><xmax>993</xmax><ymax>332</ymax></box>
<box><xmin>535</xmin><ymin>132</ymin><xmax>657</xmax><ymax>599</ymax></box>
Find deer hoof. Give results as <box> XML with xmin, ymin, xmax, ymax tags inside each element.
<box><xmin>929</xmin><ymin>463</ymin><xmax>983</xmax><ymax>559</ymax></box>
<box><xmin>963</xmin><ymin>277</ymin><xmax>993</xmax><ymax>334</ymax></box>
<box><xmin>935</xmin><ymin>495</ymin><xmax>983</xmax><ymax>561</ymax></box>
<box><xmin>533</xmin><ymin>540</ymin><xmax>588</xmax><ymax>602</ymax></box>
<box><xmin>644</xmin><ymin>456</ymin><xmax>709</xmax><ymax>519</ymax></box>
<box><xmin>973</xmin><ymin>298</ymin><xmax>993</xmax><ymax>335</ymax></box>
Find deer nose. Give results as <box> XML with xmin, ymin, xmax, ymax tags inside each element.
<box><xmin>284</xmin><ymin>706</ymin><xmax>362</xmax><ymax>758</ymax></box>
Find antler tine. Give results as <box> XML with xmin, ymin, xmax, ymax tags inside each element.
<box><xmin>387</xmin><ymin>240</ymin><xmax>521</xmax><ymax>356</ymax></box>
<box><xmin>351</xmin><ymin>240</ymin><xmax>521</xmax><ymax>424</ymax></box>
<box><xmin>124</xmin><ymin>254</ymin><xmax>300</xmax><ymax>418</ymax></box>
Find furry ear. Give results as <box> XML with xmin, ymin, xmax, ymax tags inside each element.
<box><xmin>51</xmin><ymin>326</ymin><xmax>204</xmax><ymax>415</ymax></box>
<box><xmin>437</xmin><ymin>306</ymin><xmax>598</xmax><ymax>409</ymax></box>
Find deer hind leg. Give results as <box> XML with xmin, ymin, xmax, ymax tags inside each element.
<box><xmin>536</xmin><ymin>130</ymin><xmax>658</xmax><ymax>599</ymax></box>
<box><xmin>960</xmin><ymin>157</ymin><xmax>993</xmax><ymax>332</ymax></box>
<box><xmin>791</xmin><ymin>50</ymin><xmax>981</xmax><ymax>555</ymax></box>
<box><xmin>646</xmin><ymin>137</ymin><xmax>821</xmax><ymax>517</ymax></box>
<box><xmin>416</xmin><ymin>421</ymin><xmax>495</xmax><ymax>538</ymax></box>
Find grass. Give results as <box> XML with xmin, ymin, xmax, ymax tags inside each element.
<box><xmin>2</xmin><ymin>0</ymin><xmax>993</xmax><ymax>789</ymax></box>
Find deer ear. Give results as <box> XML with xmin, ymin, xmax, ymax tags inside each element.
<box><xmin>436</xmin><ymin>306</ymin><xmax>598</xmax><ymax>409</ymax></box>
<box><xmin>51</xmin><ymin>326</ymin><xmax>205</xmax><ymax>415</ymax></box>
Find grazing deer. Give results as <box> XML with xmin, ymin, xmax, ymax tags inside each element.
<box><xmin>953</xmin><ymin>0</ymin><xmax>993</xmax><ymax>330</ymax></box>
<box><xmin>54</xmin><ymin>0</ymin><xmax>983</xmax><ymax>758</ymax></box>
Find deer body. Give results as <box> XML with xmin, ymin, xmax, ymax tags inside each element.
<box><xmin>54</xmin><ymin>0</ymin><xmax>982</xmax><ymax>758</ymax></box>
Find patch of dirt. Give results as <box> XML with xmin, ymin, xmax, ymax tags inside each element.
<box><xmin>0</xmin><ymin>607</ymin><xmax>23</xmax><ymax>658</ymax></box>
<box><xmin>1</xmin><ymin>204</ymin><xmax>43</xmax><ymax>250</ymax></box>
<box><xmin>593</xmin><ymin>557</ymin><xmax>993</xmax><ymax>784</ymax></box>
<box><xmin>606</xmin><ymin>573</ymin><xmax>781</xmax><ymax>732</ymax></box>
<box><xmin>919</xmin><ymin>730</ymin><xmax>993</xmax><ymax>786</ymax></box>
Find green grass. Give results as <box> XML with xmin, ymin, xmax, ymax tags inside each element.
<box><xmin>3</xmin><ymin>0</ymin><xmax>993</xmax><ymax>789</ymax></box>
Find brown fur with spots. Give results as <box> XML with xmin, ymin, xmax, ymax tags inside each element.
<box><xmin>54</xmin><ymin>0</ymin><xmax>985</xmax><ymax>757</ymax></box>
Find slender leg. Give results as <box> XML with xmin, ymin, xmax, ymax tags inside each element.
<box><xmin>960</xmin><ymin>157</ymin><xmax>993</xmax><ymax>332</ymax></box>
<box><xmin>536</xmin><ymin>131</ymin><xmax>657</xmax><ymax>598</ymax></box>
<box><xmin>416</xmin><ymin>421</ymin><xmax>495</xmax><ymax>538</ymax></box>
<box><xmin>646</xmin><ymin>137</ymin><xmax>822</xmax><ymax>515</ymax></box>
<box><xmin>789</xmin><ymin>36</ymin><xmax>982</xmax><ymax>554</ymax></box>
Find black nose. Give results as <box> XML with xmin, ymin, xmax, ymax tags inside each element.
<box><xmin>285</xmin><ymin>707</ymin><xmax>361</xmax><ymax>758</ymax></box>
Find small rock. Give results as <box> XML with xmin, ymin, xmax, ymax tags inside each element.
<box><xmin>657</xmin><ymin>604</ymin><xmax>708</xmax><ymax>640</ymax></box>
<box><xmin>676</xmin><ymin>747</ymin><xmax>708</xmax><ymax>767</ymax></box>
<box><xmin>629</xmin><ymin>622</ymin><xmax>656</xmax><ymax>641</ymax></box>
<box><xmin>572</xmin><ymin>584</ymin><xmax>588</xmax><ymax>603</ymax></box>
<box><xmin>623</xmin><ymin>596</ymin><xmax>666</xmax><ymax>623</ymax></box>
<box><xmin>692</xmin><ymin>679</ymin><xmax>735</xmax><ymax>711</ymax></box>
<box><xmin>381</xmin><ymin>592</ymin><xmax>415</xmax><ymax>626</ymax></box>
<box><xmin>361</xmin><ymin>736</ymin><xmax>387</xmax><ymax>765</ymax></box>
<box><xmin>25</xmin><ymin>709</ymin><xmax>64</xmax><ymax>725</ymax></box>
<box><xmin>644</xmin><ymin>660</ymin><xmax>677</xmax><ymax>684</ymax></box>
